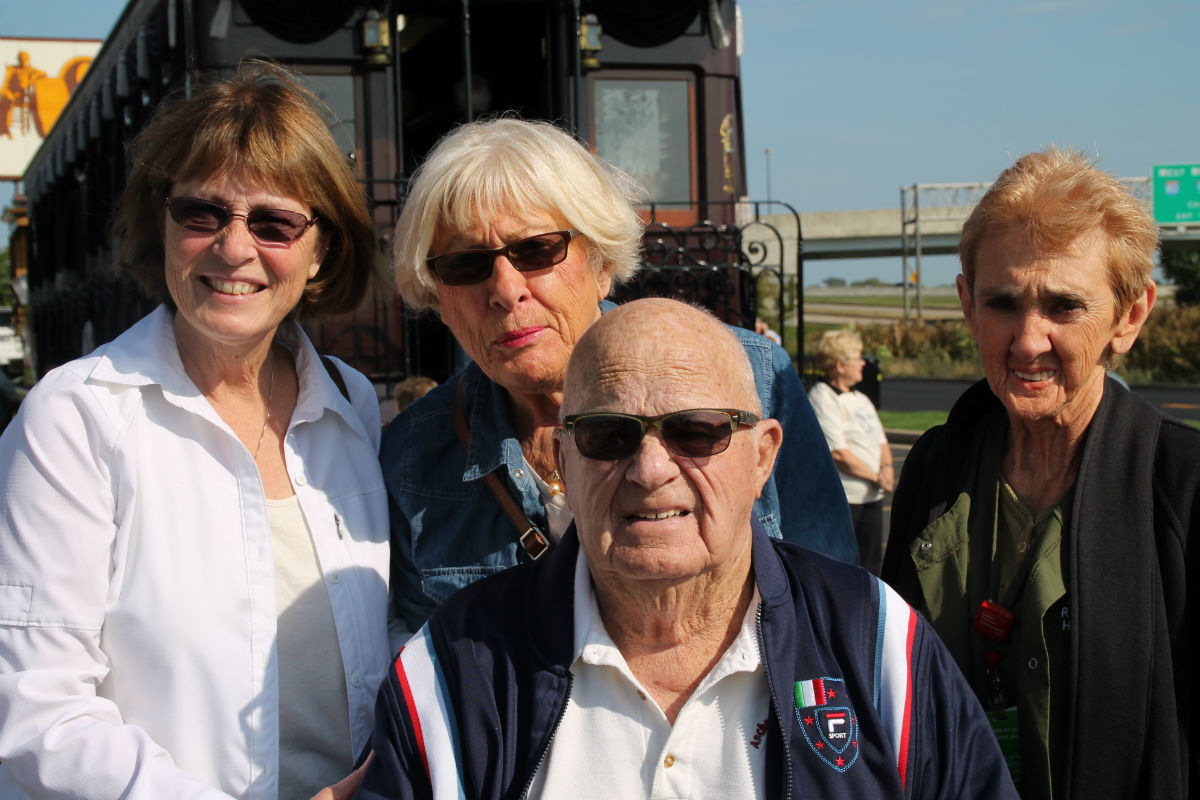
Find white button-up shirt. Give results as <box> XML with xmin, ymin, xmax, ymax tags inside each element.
<box><xmin>0</xmin><ymin>307</ymin><xmax>391</xmax><ymax>799</ymax></box>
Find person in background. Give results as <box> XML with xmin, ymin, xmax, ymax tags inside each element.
<box><xmin>392</xmin><ymin>375</ymin><xmax>437</xmax><ymax>415</ymax></box>
<box><xmin>882</xmin><ymin>147</ymin><xmax>1200</xmax><ymax>799</ymax></box>
<box><xmin>0</xmin><ymin>62</ymin><xmax>392</xmax><ymax>799</ymax></box>
<box><xmin>754</xmin><ymin>316</ymin><xmax>782</xmax><ymax>345</ymax></box>
<box><xmin>808</xmin><ymin>329</ymin><xmax>893</xmax><ymax>574</ymax></box>
<box><xmin>354</xmin><ymin>298</ymin><xmax>1016</xmax><ymax>799</ymax></box>
<box><xmin>382</xmin><ymin>117</ymin><xmax>856</xmax><ymax>632</ymax></box>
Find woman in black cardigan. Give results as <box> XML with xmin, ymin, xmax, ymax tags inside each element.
<box><xmin>882</xmin><ymin>146</ymin><xmax>1200</xmax><ymax>800</ymax></box>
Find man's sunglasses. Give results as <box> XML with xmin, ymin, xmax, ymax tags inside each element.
<box><xmin>427</xmin><ymin>230</ymin><xmax>576</xmax><ymax>286</ymax></box>
<box><xmin>165</xmin><ymin>196</ymin><xmax>319</xmax><ymax>244</ymax></box>
<box><xmin>563</xmin><ymin>408</ymin><xmax>759</xmax><ymax>461</ymax></box>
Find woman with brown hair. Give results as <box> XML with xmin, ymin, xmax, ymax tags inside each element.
<box><xmin>0</xmin><ymin>62</ymin><xmax>390</xmax><ymax>798</ymax></box>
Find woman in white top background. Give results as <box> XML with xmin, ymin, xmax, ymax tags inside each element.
<box><xmin>808</xmin><ymin>329</ymin><xmax>894</xmax><ymax>574</ymax></box>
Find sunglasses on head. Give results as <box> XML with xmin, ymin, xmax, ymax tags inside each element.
<box><xmin>563</xmin><ymin>408</ymin><xmax>759</xmax><ymax>461</ymax></box>
<box><xmin>165</xmin><ymin>196</ymin><xmax>319</xmax><ymax>244</ymax></box>
<box><xmin>427</xmin><ymin>230</ymin><xmax>576</xmax><ymax>286</ymax></box>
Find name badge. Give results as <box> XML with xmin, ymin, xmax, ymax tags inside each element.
<box><xmin>974</xmin><ymin>599</ymin><xmax>1014</xmax><ymax>642</ymax></box>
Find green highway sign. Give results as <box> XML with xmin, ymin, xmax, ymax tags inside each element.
<box><xmin>1153</xmin><ymin>164</ymin><xmax>1200</xmax><ymax>224</ymax></box>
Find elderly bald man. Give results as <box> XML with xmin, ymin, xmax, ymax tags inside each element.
<box><xmin>355</xmin><ymin>298</ymin><xmax>1016</xmax><ymax>800</ymax></box>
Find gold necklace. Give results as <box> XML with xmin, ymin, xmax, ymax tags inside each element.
<box><xmin>252</xmin><ymin>348</ymin><xmax>276</xmax><ymax>461</ymax></box>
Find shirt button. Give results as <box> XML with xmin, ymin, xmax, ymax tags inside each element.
<box><xmin>329</xmin><ymin>573</ymin><xmax>341</xmax><ymax>584</ymax></box>
<box><xmin>663</xmin><ymin>754</ymin><xmax>675</xmax><ymax>768</ymax></box>
<box><xmin>295</xmin><ymin>474</ymin><xmax>308</xmax><ymax>486</ymax></box>
<box><xmin>919</xmin><ymin>541</ymin><xmax>932</xmax><ymax>551</ymax></box>
<box><xmin>351</xmin><ymin>674</ymin><xmax>363</xmax><ymax>688</ymax></box>
<box><xmin>513</xmin><ymin>468</ymin><xmax>525</xmax><ymax>480</ymax></box>
<box><xmin>1018</xmin><ymin>541</ymin><xmax>1028</xmax><ymax>553</ymax></box>
<box><xmin>1028</xmin><ymin>657</ymin><xmax>1038</xmax><ymax>670</ymax></box>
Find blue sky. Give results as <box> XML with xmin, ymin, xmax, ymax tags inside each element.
<box><xmin>4</xmin><ymin>0</ymin><xmax>1198</xmax><ymax>286</ymax></box>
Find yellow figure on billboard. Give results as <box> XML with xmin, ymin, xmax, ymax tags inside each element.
<box><xmin>0</xmin><ymin>50</ymin><xmax>91</xmax><ymax>139</ymax></box>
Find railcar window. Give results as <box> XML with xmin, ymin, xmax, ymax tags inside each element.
<box><xmin>593</xmin><ymin>77</ymin><xmax>692</xmax><ymax>209</ymax></box>
<box><xmin>296</xmin><ymin>73</ymin><xmax>357</xmax><ymax>163</ymax></box>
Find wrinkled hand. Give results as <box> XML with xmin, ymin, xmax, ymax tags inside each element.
<box><xmin>310</xmin><ymin>752</ymin><xmax>375</xmax><ymax>800</ymax></box>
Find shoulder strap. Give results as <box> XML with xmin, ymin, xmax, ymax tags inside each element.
<box><xmin>452</xmin><ymin>378</ymin><xmax>553</xmax><ymax>560</ymax></box>
<box><xmin>320</xmin><ymin>354</ymin><xmax>351</xmax><ymax>402</ymax></box>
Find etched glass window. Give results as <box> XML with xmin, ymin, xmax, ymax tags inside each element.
<box><xmin>594</xmin><ymin>78</ymin><xmax>691</xmax><ymax>206</ymax></box>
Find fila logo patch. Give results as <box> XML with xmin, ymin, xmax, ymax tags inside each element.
<box><xmin>794</xmin><ymin>677</ymin><xmax>859</xmax><ymax>772</ymax></box>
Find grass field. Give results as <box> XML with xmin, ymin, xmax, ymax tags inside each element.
<box><xmin>877</xmin><ymin>410</ymin><xmax>948</xmax><ymax>432</ymax></box>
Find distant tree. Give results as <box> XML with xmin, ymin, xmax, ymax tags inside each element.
<box><xmin>823</xmin><ymin>277</ymin><xmax>846</xmax><ymax>288</ymax></box>
<box><xmin>852</xmin><ymin>277</ymin><xmax>888</xmax><ymax>288</ymax></box>
<box><xmin>1161</xmin><ymin>248</ymin><xmax>1200</xmax><ymax>307</ymax></box>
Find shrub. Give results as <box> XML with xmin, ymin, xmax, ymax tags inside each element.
<box><xmin>800</xmin><ymin>299</ymin><xmax>1200</xmax><ymax>384</ymax></box>
<box><xmin>1160</xmin><ymin>249</ymin><xmax>1200</xmax><ymax>308</ymax></box>
<box><xmin>850</xmin><ymin>319</ymin><xmax>981</xmax><ymax>377</ymax></box>
<box><xmin>1122</xmin><ymin>303</ymin><xmax>1200</xmax><ymax>383</ymax></box>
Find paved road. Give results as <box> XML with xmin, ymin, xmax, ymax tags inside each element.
<box><xmin>804</xmin><ymin>303</ymin><xmax>963</xmax><ymax>327</ymax></box>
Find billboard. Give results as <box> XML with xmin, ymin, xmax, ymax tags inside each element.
<box><xmin>1</xmin><ymin>37</ymin><xmax>101</xmax><ymax>180</ymax></box>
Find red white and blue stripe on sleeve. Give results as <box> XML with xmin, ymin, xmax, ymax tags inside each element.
<box><xmin>393</xmin><ymin>626</ymin><xmax>468</xmax><ymax>800</ymax></box>
<box><xmin>872</xmin><ymin>577</ymin><xmax>918</xmax><ymax>791</ymax></box>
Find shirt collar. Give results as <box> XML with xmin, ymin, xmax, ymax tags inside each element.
<box><xmin>85</xmin><ymin>304</ymin><xmax>358</xmax><ymax>429</ymax></box>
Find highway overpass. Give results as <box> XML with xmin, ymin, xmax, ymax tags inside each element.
<box><xmin>749</xmin><ymin>177</ymin><xmax>1200</xmax><ymax>261</ymax></box>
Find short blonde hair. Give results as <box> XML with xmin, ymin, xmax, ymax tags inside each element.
<box><xmin>392</xmin><ymin>118</ymin><xmax>646</xmax><ymax>311</ymax></box>
<box><xmin>813</xmin><ymin>329</ymin><xmax>862</xmax><ymax>376</ymax></box>
<box><xmin>959</xmin><ymin>146</ymin><xmax>1157</xmax><ymax>318</ymax></box>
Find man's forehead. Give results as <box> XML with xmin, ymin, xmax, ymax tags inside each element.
<box><xmin>564</xmin><ymin>299</ymin><xmax>750</xmax><ymax>410</ymax></box>
<box><xmin>568</xmin><ymin>340</ymin><xmax>737</xmax><ymax>411</ymax></box>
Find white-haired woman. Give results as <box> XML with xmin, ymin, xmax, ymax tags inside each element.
<box><xmin>808</xmin><ymin>329</ymin><xmax>893</xmax><ymax>574</ymax></box>
<box><xmin>383</xmin><ymin>118</ymin><xmax>857</xmax><ymax>631</ymax></box>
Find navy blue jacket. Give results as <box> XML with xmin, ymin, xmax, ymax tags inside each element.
<box><xmin>356</xmin><ymin>522</ymin><xmax>1016</xmax><ymax>799</ymax></box>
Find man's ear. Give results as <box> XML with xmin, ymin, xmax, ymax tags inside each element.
<box><xmin>1111</xmin><ymin>283</ymin><xmax>1156</xmax><ymax>356</ymax></box>
<box><xmin>753</xmin><ymin>419</ymin><xmax>783</xmax><ymax>499</ymax></box>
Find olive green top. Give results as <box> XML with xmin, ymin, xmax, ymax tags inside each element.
<box><xmin>907</xmin><ymin>416</ymin><xmax>1070</xmax><ymax>800</ymax></box>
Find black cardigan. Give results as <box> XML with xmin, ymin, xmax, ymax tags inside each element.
<box><xmin>882</xmin><ymin>378</ymin><xmax>1200</xmax><ymax>799</ymax></box>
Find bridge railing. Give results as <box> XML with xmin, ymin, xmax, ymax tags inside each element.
<box><xmin>899</xmin><ymin>177</ymin><xmax>1153</xmax><ymax>322</ymax></box>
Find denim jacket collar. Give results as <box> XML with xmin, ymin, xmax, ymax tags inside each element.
<box><xmin>459</xmin><ymin>362</ymin><xmax>525</xmax><ymax>482</ymax></box>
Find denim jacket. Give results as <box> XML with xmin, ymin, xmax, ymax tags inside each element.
<box><xmin>384</xmin><ymin>303</ymin><xmax>855</xmax><ymax>632</ymax></box>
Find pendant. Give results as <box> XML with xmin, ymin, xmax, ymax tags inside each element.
<box><xmin>547</xmin><ymin>470</ymin><xmax>565</xmax><ymax>497</ymax></box>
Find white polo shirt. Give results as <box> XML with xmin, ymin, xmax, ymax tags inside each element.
<box><xmin>528</xmin><ymin>551</ymin><xmax>770</xmax><ymax>799</ymax></box>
